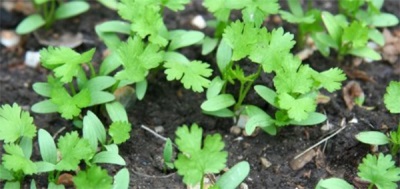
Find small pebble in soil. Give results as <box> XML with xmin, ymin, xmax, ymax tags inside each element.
<box><xmin>154</xmin><ymin>126</ymin><xmax>164</xmax><ymax>133</ymax></box>
<box><xmin>191</xmin><ymin>15</ymin><xmax>206</xmax><ymax>29</ymax></box>
<box><xmin>24</xmin><ymin>51</ymin><xmax>40</xmax><ymax>68</ymax></box>
<box><xmin>230</xmin><ymin>126</ymin><xmax>242</xmax><ymax>135</ymax></box>
<box><xmin>0</xmin><ymin>30</ymin><xmax>20</xmax><ymax>47</ymax></box>
<box><xmin>260</xmin><ymin>157</ymin><xmax>272</xmax><ymax>169</ymax></box>
<box><xmin>239</xmin><ymin>183</ymin><xmax>248</xmax><ymax>189</ymax></box>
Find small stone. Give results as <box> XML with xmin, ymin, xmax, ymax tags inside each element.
<box><xmin>154</xmin><ymin>126</ymin><xmax>164</xmax><ymax>133</ymax></box>
<box><xmin>1</xmin><ymin>30</ymin><xmax>20</xmax><ymax>48</ymax></box>
<box><xmin>191</xmin><ymin>15</ymin><xmax>206</xmax><ymax>29</ymax></box>
<box><xmin>24</xmin><ymin>51</ymin><xmax>41</xmax><ymax>68</ymax></box>
<box><xmin>230</xmin><ymin>126</ymin><xmax>242</xmax><ymax>135</ymax></box>
<box><xmin>240</xmin><ymin>183</ymin><xmax>249</xmax><ymax>189</ymax></box>
<box><xmin>260</xmin><ymin>157</ymin><xmax>272</xmax><ymax>168</ymax></box>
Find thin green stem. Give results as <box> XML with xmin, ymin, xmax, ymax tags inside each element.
<box><xmin>69</xmin><ymin>82</ymin><xmax>77</xmax><ymax>96</ymax></box>
<box><xmin>200</xmin><ymin>175</ymin><xmax>204</xmax><ymax>189</ymax></box>
<box><xmin>87</xmin><ymin>63</ymin><xmax>97</xmax><ymax>79</ymax></box>
<box><xmin>47</xmin><ymin>0</ymin><xmax>56</xmax><ymax>28</ymax></box>
<box><xmin>367</xmin><ymin>183</ymin><xmax>373</xmax><ymax>189</ymax></box>
<box><xmin>234</xmin><ymin>66</ymin><xmax>262</xmax><ymax>111</ymax></box>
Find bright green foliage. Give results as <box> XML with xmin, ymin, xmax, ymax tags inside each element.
<box><xmin>118</xmin><ymin>0</ymin><xmax>169</xmax><ymax>46</ymax></box>
<box><xmin>358</xmin><ymin>153</ymin><xmax>400</xmax><ymax>189</ymax></box>
<box><xmin>164</xmin><ymin>60</ymin><xmax>212</xmax><ymax>92</ymax></box>
<box><xmin>109</xmin><ymin>121</ymin><xmax>132</xmax><ymax>144</ymax></box>
<box><xmin>384</xmin><ymin>81</ymin><xmax>400</xmax><ymax>113</ymax></box>
<box><xmin>56</xmin><ymin>132</ymin><xmax>95</xmax><ymax>171</ymax></box>
<box><xmin>116</xmin><ymin>37</ymin><xmax>164</xmax><ymax>83</ymax></box>
<box><xmin>223</xmin><ymin>21</ymin><xmax>260</xmax><ymax>61</ymax></box>
<box><xmin>278</xmin><ymin>93</ymin><xmax>315</xmax><ymax>121</ymax></box>
<box><xmin>49</xmin><ymin>77</ymin><xmax>91</xmax><ymax>119</ymax></box>
<box><xmin>2</xmin><ymin>144</ymin><xmax>37</xmax><ymax>175</ymax></box>
<box><xmin>241</xmin><ymin>0</ymin><xmax>280</xmax><ymax>26</ymax></box>
<box><xmin>161</xmin><ymin>0</ymin><xmax>190</xmax><ymax>11</ymax></box>
<box><xmin>342</xmin><ymin>21</ymin><xmax>368</xmax><ymax>48</ymax></box>
<box><xmin>203</xmin><ymin>0</ymin><xmax>246</xmax><ymax>22</ymax></box>
<box><xmin>73</xmin><ymin>166</ymin><xmax>113</xmax><ymax>189</ymax></box>
<box><xmin>40</xmin><ymin>47</ymin><xmax>95</xmax><ymax>83</ymax></box>
<box><xmin>174</xmin><ymin>124</ymin><xmax>228</xmax><ymax>185</ymax></box>
<box><xmin>312</xmin><ymin>68</ymin><xmax>347</xmax><ymax>92</ymax></box>
<box><xmin>0</xmin><ymin>104</ymin><xmax>36</xmax><ymax>143</ymax></box>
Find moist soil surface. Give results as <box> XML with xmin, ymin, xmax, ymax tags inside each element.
<box><xmin>1</xmin><ymin>1</ymin><xmax>400</xmax><ymax>188</ymax></box>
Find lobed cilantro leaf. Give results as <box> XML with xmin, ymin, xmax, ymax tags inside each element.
<box><xmin>312</xmin><ymin>68</ymin><xmax>346</xmax><ymax>92</ymax></box>
<box><xmin>164</xmin><ymin>60</ymin><xmax>212</xmax><ymax>92</ymax></box>
<box><xmin>2</xmin><ymin>144</ymin><xmax>37</xmax><ymax>175</ymax></box>
<box><xmin>56</xmin><ymin>132</ymin><xmax>95</xmax><ymax>171</ymax></box>
<box><xmin>174</xmin><ymin>124</ymin><xmax>228</xmax><ymax>185</ymax></box>
<box><xmin>109</xmin><ymin>121</ymin><xmax>132</xmax><ymax>144</ymax></box>
<box><xmin>116</xmin><ymin>37</ymin><xmax>164</xmax><ymax>83</ymax></box>
<box><xmin>223</xmin><ymin>21</ymin><xmax>260</xmax><ymax>61</ymax></box>
<box><xmin>48</xmin><ymin>77</ymin><xmax>91</xmax><ymax>119</ymax></box>
<box><xmin>342</xmin><ymin>21</ymin><xmax>369</xmax><ymax>48</ymax></box>
<box><xmin>241</xmin><ymin>0</ymin><xmax>280</xmax><ymax>27</ymax></box>
<box><xmin>278</xmin><ymin>93</ymin><xmax>316</xmax><ymax>121</ymax></box>
<box><xmin>0</xmin><ymin>103</ymin><xmax>36</xmax><ymax>143</ymax></box>
<box><xmin>384</xmin><ymin>81</ymin><xmax>400</xmax><ymax>113</ymax></box>
<box><xmin>358</xmin><ymin>153</ymin><xmax>400</xmax><ymax>189</ymax></box>
<box><xmin>73</xmin><ymin>166</ymin><xmax>112</xmax><ymax>189</ymax></box>
<box><xmin>203</xmin><ymin>0</ymin><xmax>246</xmax><ymax>22</ymax></box>
<box><xmin>40</xmin><ymin>47</ymin><xmax>95</xmax><ymax>83</ymax></box>
<box><xmin>161</xmin><ymin>0</ymin><xmax>190</xmax><ymax>11</ymax></box>
<box><xmin>118</xmin><ymin>0</ymin><xmax>169</xmax><ymax>46</ymax></box>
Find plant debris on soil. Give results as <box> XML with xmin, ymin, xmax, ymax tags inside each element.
<box><xmin>1</xmin><ymin>0</ymin><xmax>400</xmax><ymax>188</ymax></box>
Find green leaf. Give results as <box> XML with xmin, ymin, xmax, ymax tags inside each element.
<box><xmin>370</xmin><ymin>13</ymin><xmax>399</xmax><ymax>27</ymax></box>
<box><xmin>164</xmin><ymin>60</ymin><xmax>212</xmax><ymax>92</ymax></box>
<box><xmin>168</xmin><ymin>30</ymin><xmax>205</xmax><ymax>50</ymax></box>
<box><xmin>315</xmin><ymin>178</ymin><xmax>354</xmax><ymax>189</ymax></box>
<box><xmin>0</xmin><ymin>165</ymin><xmax>14</xmax><ymax>180</ymax></box>
<box><xmin>109</xmin><ymin>121</ymin><xmax>132</xmax><ymax>144</ymax></box>
<box><xmin>4</xmin><ymin>181</ymin><xmax>20</xmax><ymax>189</ymax></box>
<box><xmin>358</xmin><ymin>153</ymin><xmax>400</xmax><ymax>189</ymax></box>
<box><xmin>321</xmin><ymin>11</ymin><xmax>343</xmax><ymax>44</ymax></box>
<box><xmin>175</xmin><ymin>124</ymin><xmax>228</xmax><ymax>185</ymax></box>
<box><xmin>106</xmin><ymin>101</ymin><xmax>128</xmax><ymax>122</ymax></box>
<box><xmin>30</xmin><ymin>179</ymin><xmax>37</xmax><ymax>189</ymax></box>
<box><xmin>20</xmin><ymin>137</ymin><xmax>33</xmax><ymax>158</ymax></box>
<box><xmin>0</xmin><ymin>103</ymin><xmax>36</xmax><ymax>143</ymax></box>
<box><xmin>203</xmin><ymin>0</ymin><xmax>245</xmax><ymax>21</ymax></box>
<box><xmin>34</xmin><ymin>0</ymin><xmax>49</xmax><ymax>5</ymax></box>
<box><xmin>48</xmin><ymin>183</ymin><xmax>65</xmax><ymax>189</ymax></box>
<box><xmin>95</xmin><ymin>20</ymin><xmax>131</xmax><ymax>34</ymax></box>
<box><xmin>202</xmin><ymin>109</ymin><xmax>235</xmax><ymax>118</ymax></box>
<box><xmin>113</xmin><ymin>168</ymin><xmax>130</xmax><ymax>189</ymax></box>
<box><xmin>312</xmin><ymin>68</ymin><xmax>346</xmax><ymax>92</ymax></box>
<box><xmin>216</xmin><ymin>39</ymin><xmax>232</xmax><ymax>73</ymax></box>
<box><xmin>342</xmin><ymin>21</ymin><xmax>369</xmax><ymax>48</ymax></box>
<box><xmin>33</xmin><ymin>82</ymin><xmax>51</xmax><ymax>97</ymax></box>
<box><xmin>201</xmin><ymin>94</ymin><xmax>236</xmax><ymax>112</ymax></box>
<box><xmin>384</xmin><ymin>81</ymin><xmax>400</xmax><ymax>113</ymax></box>
<box><xmin>31</xmin><ymin>100</ymin><xmax>58</xmax><ymax>114</ymax></box>
<box><xmin>83</xmin><ymin>111</ymin><xmax>107</xmax><ymax>149</ymax></box>
<box><xmin>215</xmin><ymin>161</ymin><xmax>250</xmax><ymax>189</ymax></box>
<box><xmin>206</xmin><ymin>77</ymin><xmax>226</xmax><ymax>99</ymax></box>
<box><xmin>92</xmin><ymin>151</ymin><xmax>126</xmax><ymax>166</ymax></box>
<box><xmin>35</xmin><ymin>161</ymin><xmax>55</xmax><ymax>173</ymax></box>
<box><xmin>73</xmin><ymin>166</ymin><xmax>113</xmax><ymax>189</ymax></box>
<box><xmin>246</xmin><ymin>113</ymin><xmax>275</xmax><ymax>135</ymax></box>
<box><xmin>40</xmin><ymin>47</ymin><xmax>95</xmax><ymax>83</ymax></box>
<box><xmin>2</xmin><ymin>144</ymin><xmax>37</xmax><ymax>175</ymax></box>
<box><xmin>368</xmin><ymin>28</ymin><xmax>384</xmax><ymax>46</ymax></box>
<box><xmin>16</xmin><ymin>14</ymin><xmax>45</xmax><ymax>34</ymax></box>
<box><xmin>348</xmin><ymin>47</ymin><xmax>381</xmax><ymax>60</ymax></box>
<box><xmin>38</xmin><ymin>129</ymin><xmax>57</xmax><ymax>164</ymax></box>
<box><xmin>56</xmin><ymin>132</ymin><xmax>95</xmax><ymax>171</ymax></box>
<box><xmin>116</xmin><ymin>37</ymin><xmax>164</xmax><ymax>83</ymax></box>
<box><xmin>280</xmin><ymin>10</ymin><xmax>315</xmax><ymax>24</ymax></box>
<box><xmin>278</xmin><ymin>93</ymin><xmax>316</xmax><ymax>121</ymax></box>
<box><xmin>83</xmin><ymin>76</ymin><xmax>116</xmax><ymax>91</ymax></box>
<box><xmin>289</xmin><ymin>112</ymin><xmax>326</xmax><ymax>126</ymax></box>
<box><xmin>287</xmin><ymin>0</ymin><xmax>303</xmax><ymax>16</ymax></box>
<box><xmin>55</xmin><ymin>1</ymin><xmax>90</xmax><ymax>20</ymax></box>
<box><xmin>241</xmin><ymin>0</ymin><xmax>280</xmax><ymax>27</ymax></box>
<box><xmin>254</xmin><ymin>85</ymin><xmax>278</xmax><ymax>107</ymax></box>
<box><xmin>97</xmin><ymin>0</ymin><xmax>118</xmax><ymax>10</ymax></box>
<box><xmin>202</xmin><ymin>37</ymin><xmax>219</xmax><ymax>55</ymax></box>
<box><xmin>223</xmin><ymin>21</ymin><xmax>259</xmax><ymax>61</ymax></box>
<box><xmin>136</xmin><ymin>80</ymin><xmax>147</xmax><ymax>100</ymax></box>
<box><xmin>356</xmin><ymin>131</ymin><xmax>390</xmax><ymax>145</ymax></box>
<box><xmin>89</xmin><ymin>91</ymin><xmax>115</xmax><ymax>106</ymax></box>
<box><xmin>161</xmin><ymin>0</ymin><xmax>190</xmax><ymax>11</ymax></box>
<box><xmin>163</xmin><ymin>138</ymin><xmax>174</xmax><ymax>168</ymax></box>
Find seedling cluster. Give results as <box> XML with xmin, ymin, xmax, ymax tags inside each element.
<box><xmin>1</xmin><ymin>0</ymin><xmax>399</xmax><ymax>188</ymax></box>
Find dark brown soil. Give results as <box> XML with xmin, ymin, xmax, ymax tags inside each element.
<box><xmin>1</xmin><ymin>1</ymin><xmax>400</xmax><ymax>189</ymax></box>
